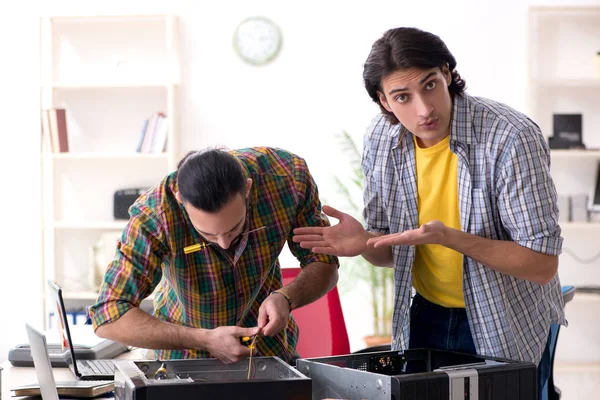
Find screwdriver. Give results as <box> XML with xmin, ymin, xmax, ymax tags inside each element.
<box><xmin>154</xmin><ymin>363</ymin><xmax>168</xmax><ymax>380</ymax></box>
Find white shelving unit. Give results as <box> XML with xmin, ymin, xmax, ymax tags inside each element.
<box><xmin>39</xmin><ymin>15</ymin><xmax>180</xmax><ymax>317</ymax></box>
<box><xmin>527</xmin><ymin>7</ymin><xmax>600</xmax><ymax>146</ymax></box>
<box><xmin>528</xmin><ymin>6</ymin><xmax>600</xmax><ymax>368</ymax></box>
<box><xmin>528</xmin><ymin>6</ymin><xmax>600</xmax><ymax>218</ymax></box>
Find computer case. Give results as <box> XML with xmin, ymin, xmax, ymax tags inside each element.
<box><xmin>113</xmin><ymin>357</ymin><xmax>311</xmax><ymax>400</ymax></box>
<box><xmin>296</xmin><ymin>348</ymin><xmax>537</xmax><ymax>400</ymax></box>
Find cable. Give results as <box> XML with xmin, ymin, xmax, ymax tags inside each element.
<box><xmin>562</xmin><ymin>247</ymin><xmax>600</xmax><ymax>264</ymax></box>
<box><xmin>247</xmin><ymin>334</ymin><xmax>259</xmax><ymax>379</ymax></box>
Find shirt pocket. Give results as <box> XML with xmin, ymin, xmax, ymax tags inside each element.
<box><xmin>470</xmin><ymin>188</ymin><xmax>498</xmax><ymax>240</ymax></box>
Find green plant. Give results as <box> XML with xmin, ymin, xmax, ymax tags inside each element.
<box><xmin>333</xmin><ymin>131</ymin><xmax>394</xmax><ymax>338</ymax></box>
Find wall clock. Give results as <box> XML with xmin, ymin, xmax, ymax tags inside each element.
<box><xmin>233</xmin><ymin>16</ymin><xmax>282</xmax><ymax>66</ymax></box>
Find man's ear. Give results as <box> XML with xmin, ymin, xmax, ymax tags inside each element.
<box><xmin>175</xmin><ymin>191</ymin><xmax>182</xmax><ymax>204</ymax></box>
<box><xmin>441</xmin><ymin>64</ymin><xmax>452</xmax><ymax>86</ymax></box>
<box><xmin>245</xmin><ymin>178</ymin><xmax>253</xmax><ymax>197</ymax></box>
<box><xmin>377</xmin><ymin>91</ymin><xmax>393</xmax><ymax>113</ymax></box>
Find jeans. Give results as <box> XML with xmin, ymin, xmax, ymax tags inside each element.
<box><xmin>409</xmin><ymin>292</ymin><xmax>551</xmax><ymax>400</ymax></box>
<box><xmin>409</xmin><ymin>292</ymin><xmax>476</xmax><ymax>354</ymax></box>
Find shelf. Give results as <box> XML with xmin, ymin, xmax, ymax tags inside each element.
<box><xmin>46</xmin><ymin>82</ymin><xmax>177</xmax><ymax>89</ymax></box>
<box><xmin>561</xmin><ymin>223</ymin><xmax>600</xmax><ymax>229</ymax></box>
<box><xmin>53</xmin><ymin>220</ymin><xmax>128</xmax><ymax>230</ymax></box>
<box><xmin>551</xmin><ymin>150</ymin><xmax>600</xmax><ymax>159</ymax></box>
<box><xmin>530</xmin><ymin>79</ymin><xmax>600</xmax><ymax>88</ymax></box>
<box><xmin>62</xmin><ymin>290</ymin><xmax>101</xmax><ymax>301</ymax></box>
<box><xmin>530</xmin><ymin>6</ymin><xmax>600</xmax><ymax>18</ymax></box>
<box><xmin>63</xmin><ymin>290</ymin><xmax>156</xmax><ymax>300</ymax></box>
<box><xmin>62</xmin><ymin>290</ymin><xmax>155</xmax><ymax>314</ymax></box>
<box><xmin>50</xmin><ymin>14</ymin><xmax>171</xmax><ymax>24</ymax></box>
<box><xmin>44</xmin><ymin>152</ymin><xmax>169</xmax><ymax>161</ymax></box>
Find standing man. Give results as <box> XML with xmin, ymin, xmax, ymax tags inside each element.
<box><xmin>294</xmin><ymin>27</ymin><xmax>564</xmax><ymax>395</ymax></box>
<box><xmin>89</xmin><ymin>147</ymin><xmax>339</xmax><ymax>364</ymax></box>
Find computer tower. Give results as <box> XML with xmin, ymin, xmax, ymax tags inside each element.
<box><xmin>296</xmin><ymin>348</ymin><xmax>536</xmax><ymax>400</ymax></box>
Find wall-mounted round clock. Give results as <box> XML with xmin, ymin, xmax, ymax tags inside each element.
<box><xmin>233</xmin><ymin>16</ymin><xmax>282</xmax><ymax>66</ymax></box>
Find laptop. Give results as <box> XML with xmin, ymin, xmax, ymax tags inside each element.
<box><xmin>47</xmin><ymin>279</ymin><xmax>117</xmax><ymax>380</ymax></box>
<box><xmin>23</xmin><ymin>323</ymin><xmax>113</xmax><ymax>399</ymax></box>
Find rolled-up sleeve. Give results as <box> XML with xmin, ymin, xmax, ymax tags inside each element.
<box><xmin>88</xmin><ymin>204</ymin><xmax>169</xmax><ymax>330</ymax></box>
<box><xmin>497</xmin><ymin>126</ymin><xmax>563</xmax><ymax>255</ymax></box>
<box><xmin>287</xmin><ymin>156</ymin><xmax>339</xmax><ymax>268</ymax></box>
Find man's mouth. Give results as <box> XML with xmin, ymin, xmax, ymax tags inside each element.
<box><xmin>420</xmin><ymin>118</ymin><xmax>438</xmax><ymax>127</ymax></box>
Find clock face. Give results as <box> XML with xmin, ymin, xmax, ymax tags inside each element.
<box><xmin>233</xmin><ymin>16</ymin><xmax>282</xmax><ymax>66</ymax></box>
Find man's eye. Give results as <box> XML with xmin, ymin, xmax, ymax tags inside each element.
<box><xmin>425</xmin><ymin>81</ymin><xmax>437</xmax><ymax>90</ymax></box>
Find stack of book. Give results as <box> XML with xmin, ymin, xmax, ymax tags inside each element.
<box><xmin>41</xmin><ymin>108</ymin><xmax>69</xmax><ymax>153</ymax></box>
<box><xmin>136</xmin><ymin>112</ymin><xmax>168</xmax><ymax>153</ymax></box>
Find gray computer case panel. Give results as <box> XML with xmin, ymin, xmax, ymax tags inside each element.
<box><xmin>114</xmin><ymin>357</ymin><xmax>311</xmax><ymax>400</ymax></box>
<box><xmin>296</xmin><ymin>348</ymin><xmax>537</xmax><ymax>400</ymax></box>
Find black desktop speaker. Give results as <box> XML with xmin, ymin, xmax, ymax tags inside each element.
<box><xmin>113</xmin><ymin>188</ymin><xmax>148</xmax><ymax>220</ymax></box>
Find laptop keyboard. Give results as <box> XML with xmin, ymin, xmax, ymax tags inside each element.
<box><xmin>77</xmin><ymin>359</ymin><xmax>115</xmax><ymax>375</ymax></box>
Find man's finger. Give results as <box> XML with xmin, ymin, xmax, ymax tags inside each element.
<box><xmin>372</xmin><ymin>239</ymin><xmax>394</xmax><ymax>248</ymax></box>
<box><xmin>322</xmin><ymin>205</ymin><xmax>344</xmax><ymax>220</ymax></box>
<box><xmin>237</xmin><ymin>326</ymin><xmax>260</xmax><ymax>337</ymax></box>
<box><xmin>298</xmin><ymin>240</ymin><xmax>330</xmax><ymax>249</ymax></box>
<box><xmin>291</xmin><ymin>234</ymin><xmax>324</xmax><ymax>242</ymax></box>
<box><xmin>293</xmin><ymin>227</ymin><xmax>324</xmax><ymax>235</ymax></box>
<box><xmin>310</xmin><ymin>246</ymin><xmax>337</xmax><ymax>255</ymax></box>
<box><xmin>257</xmin><ymin>309</ymin><xmax>268</xmax><ymax>329</ymax></box>
<box><xmin>261</xmin><ymin>320</ymin><xmax>275</xmax><ymax>337</ymax></box>
<box><xmin>367</xmin><ymin>233</ymin><xmax>400</xmax><ymax>245</ymax></box>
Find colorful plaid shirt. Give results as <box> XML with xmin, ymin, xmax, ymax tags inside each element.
<box><xmin>88</xmin><ymin>147</ymin><xmax>338</xmax><ymax>361</ymax></box>
<box><xmin>363</xmin><ymin>93</ymin><xmax>565</xmax><ymax>365</ymax></box>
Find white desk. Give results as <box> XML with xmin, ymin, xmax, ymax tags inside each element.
<box><xmin>1</xmin><ymin>348</ymin><xmax>149</xmax><ymax>399</ymax></box>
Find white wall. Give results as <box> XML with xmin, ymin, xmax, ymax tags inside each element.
<box><xmin>1</xmin><ymin>0</ymin><xmax>599</xmax><ymax>362</ymax></box>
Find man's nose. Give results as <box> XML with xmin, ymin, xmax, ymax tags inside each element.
<box><xmin>415</xmin><ymin>95</ymin><xmax>433</xmax><ymax>118</ymax></box>
<box><xmin>218</xmin><ymin>236</ymin><xmax>232</xmax><ymax>250</ymax></box>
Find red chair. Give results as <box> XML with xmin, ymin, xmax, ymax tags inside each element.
<box><xmin>281</xmin><ymin>267</ymin><xmax>350</xmax><ymax>358</ymax></box>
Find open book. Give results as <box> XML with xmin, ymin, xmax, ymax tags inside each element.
<box><xmin>12</xmin><ymin>380</ymin><xmax>114</xmax><ymax>397</ymax></box>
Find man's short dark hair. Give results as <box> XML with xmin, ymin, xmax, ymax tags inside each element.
<box><xmin>176</xmin><ymin>148</ymin><xmax>246</xmax><ymax>212</ymax></box>
<box><xmin>363</xmin><ymin>27</ymin><xmax>467</xmax><ymax>124</ymax></box>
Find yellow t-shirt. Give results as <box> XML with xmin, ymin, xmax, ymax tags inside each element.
<box><xmin>412</xmin><ymin>135</ymin><xmax>465</xmax><ymax>308</ymax></box>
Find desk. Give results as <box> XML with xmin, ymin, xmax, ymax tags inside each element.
<box><xmin>1</xmin><ymin>348</ymin><xmax>149</xmax><ymax>400</ymax></box>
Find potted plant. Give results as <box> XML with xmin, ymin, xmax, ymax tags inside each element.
<box><xmin>333</xmin><ymin>131</ymin><xmax>394</xmax><ymax>347</ymax></box>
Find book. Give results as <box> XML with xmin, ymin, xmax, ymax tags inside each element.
<box><xmin>48</xmin><ymin>108</ymin><xmax>69</xmax><ymax>152</ymax></box>
<box><xmin>135</xmin><ymin>118</ymin><xmax>149</xmax><ymax>152</ymax></box>
<box><xmin>140</xmin><ymin>112</ymin><xmax>160</xmax><ymax>153</ymax></box>
<box><xmin>151</xmin><ymin>113</ymin><xmax>168</xmax><ymax>153</ymax></box>
<box><xmin>12</xmin><ymin>380</ymin><xmax>114</xmax><ymax>398</ymax></box>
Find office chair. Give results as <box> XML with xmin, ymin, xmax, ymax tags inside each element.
<box><xmin>542</xmin><ymin>285</ymin><xmax>577</xmax><ymax>400</ymax></box>
<box><xmin>281</xmin><ymin>267</ymin><xmax>351</xmax><ymax>358</ymax></box>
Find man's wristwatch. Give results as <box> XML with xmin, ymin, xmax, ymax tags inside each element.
<box><xmin>271</xmin><ymin>290</ymin><xmax>293</xmax><ymax>312</ymax></box>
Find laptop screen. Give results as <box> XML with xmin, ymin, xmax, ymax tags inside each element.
<box><xmin>47</xmin><ymin>280</ymin><xmax>81</xmax><ymax>377</ymax></box>
<box><xmin>25</xmin><ymin>323</ymin><xmax>60</xmax><ymax>400</ymax></box>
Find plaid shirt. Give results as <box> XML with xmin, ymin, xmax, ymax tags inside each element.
<box><xmin>88</xmin><ymin>147</ymin><xmax>338</xmax><ymax>361</ymax></box>
<box><xmin>363</xmin><ymin>93</ymin><xmax>565</xmax><ymax>365</ymax></box>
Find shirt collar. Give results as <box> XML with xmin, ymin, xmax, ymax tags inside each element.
<box><xmin>449</xmin><ymin>92</ymin><xmax>475</xmax><ymax>146</ymax></box>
